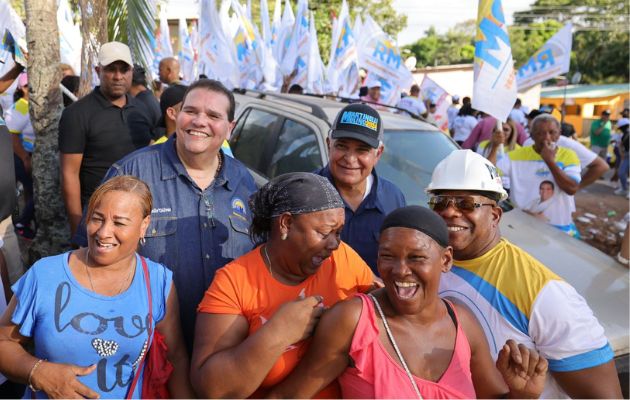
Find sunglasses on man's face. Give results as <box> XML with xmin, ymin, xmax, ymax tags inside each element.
<box><xmin>427</xmin><ymin>195</ymin><xmax>495</xmax><ymax>212</ymax></box>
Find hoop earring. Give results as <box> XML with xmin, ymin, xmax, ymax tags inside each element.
<box><xmin>139</xmin><ymin>237</ymin><xmax>146</xmax><ymax>246</ymax></box>
<box><xmin>281</xmin><ymin>232</ymin><xmax>287</xmax><ymax>241</ymax></box>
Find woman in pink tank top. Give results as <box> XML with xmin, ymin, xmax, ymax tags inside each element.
<box><xmin>268</xmin><ymin>206</ymin><xmax>548</xmax><ymax>399</ymax></box>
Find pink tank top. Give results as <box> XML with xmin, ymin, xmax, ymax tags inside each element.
<box><xmin>338</xmin><ymin>293</ymin><xmax>476</xmax><ymax>399</ymax></box>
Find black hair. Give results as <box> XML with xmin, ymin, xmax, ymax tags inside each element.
<box><xmin>181</xmin><ymin>79</ymin><xmax>236</xmax><ymax>122</ymax></box>
<box><xmin>61</xmin><ymin>75</ymin><xmax>80</xmax><ymax>107</ymax></box>
<box><xmin>132</xmin><ymin>64</ymin><xmax>148</xmax><ymax>86</ymax></box>
<box><xmin>458</xmin><ymin>103</ymin><xmax>475</xmax><ymax>117</ymax></box>
<box><xmin>540</xmin><ymin>180</ymin><xmax>555</xmax><ymax>190</ymax></box>
<box><xmin>288</xmin><ymin>84</ymin><xmax>303</xmax><ymax>94</ymax></box>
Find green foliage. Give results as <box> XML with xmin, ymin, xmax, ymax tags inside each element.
<box><xmin>403</xmin><ymin>20</ymin><xmax>476</xmax><ymax>68</ymax></box>
<box><xmin>509</xmin><ymin>20</ymin><xmax>563</xmax><ymax>67</ymax></box>
<box><xmin>107</xmin><ymin>0</ymin><xmax>155</xmax><ymax>75</ymax></box>
<box><xmin>9</xmin><ymin>0</ymin><xmax>24</xmax><ymax>18</ymax></box>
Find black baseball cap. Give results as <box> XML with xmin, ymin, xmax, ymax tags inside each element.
<box><xmin>159</xmin><ymin>84</ymin><xmax>188</xmax><ymax>127</ymax></box>
<box><xmin>330</xmin><ymin>103</ymin><xmax>383</xmax><ymax>148</ymax></box>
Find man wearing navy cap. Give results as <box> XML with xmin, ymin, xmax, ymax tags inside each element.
<box><xmin>317</xmin><ymin>103</ymin><xmax>406</xmax><ymax>274</ymax></box>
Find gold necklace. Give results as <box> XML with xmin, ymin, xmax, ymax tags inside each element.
<box><xmin>262</xmin><ymin>245</ymin><xmax>274</xmax><ymax>279</ymax></box>
<box><xmin>84</xmin><ymin>249</ymin><xmax>135</xmax><ymax>295</ymax></box>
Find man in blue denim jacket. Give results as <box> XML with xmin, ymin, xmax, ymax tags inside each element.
<box><xmin>75</xmin><ymin>79</ymin><xmax>257</xmax><ymax>353</ymax></box>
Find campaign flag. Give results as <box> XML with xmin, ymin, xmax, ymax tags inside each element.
<box><xmin>57</xmin><ymin>0</ymin><xmax>81</xmax><ymax>75</ymax></box>
<box><xmin>153</xmin><ymin>6</ymin><xmax>173</xmax><ymax>75</ymax></box>
<box><xmin>190</xmin><ymin>21</ymin><xmax>199</xmax><ymax>76</ymax></box>
<box><xmin>327</xmin><ymin>0</ymin><xmax>359</xmax><ymax>97</ymax></box>
<box><xmin>257</xmin><ymin>0</ymin><xmax>280</xmax><ymax>91</ymax></box>
<box><xmin>0</xmin><ymin>0</ymin><xmax>26</xmax><ymax>70</ymax></box>
<box><xmin>270</xmin><ymin>0</ymin><xmax>282</xmax><ymax>48</ymax></box>
<box><xmin>179</xmin><ymin>18</ymin><xmax>196</xmax><ymax>82</ymax></box>
<box><xmin>261</xmin><ymin>0</ymin><xmax>272</xmax><ymax>46</ymax></box>
<box><xmin>472</xmin><ymin>0</ymin><xmax>516</xmax><ymax>122</ymax></box>
<box><xmin>231</xmin><ymin>0</ymin><xmax>264</xmax><ymax>89</ymax></box>
<box><xmin>366</xmin><ymin>72</ymin><xmax>399</xmax><ymax>107</ymax></box>
<box><xmin>516</xmin><ymin>23</ymin><xmax>572</xmax><ymax>91</ymax></box>
<box><xmin>419</xmin><ymin>76</ymin><xmax>450</xmax><ymax>132</ymax></box>
<box><xmin>198</xmin><ymin>0</ymin><xmax>238</xmax><ymax>87</ymax></box>
<box><xmin>353</xmin><ymin>14</ymin><xmax>363</xmax><ymax>39</ymax></box>
<box><xmin>356</xmin><ymin>15</ymin><xmax>413</xmax><ymax>92</ymax></box>
<box><xmin>280</xmin><ymin>0</ymin><xmax>309</xmax><ymax>86</ymax></box>
<box><xmin>274</xmin><ymin>0</ymin><xmax>295</xmax><ymax>64</ymax></box>
<box><xmin>306</xmin><ymin>11</ymin><xmax>325</xmax><ymax>94</ymax></box>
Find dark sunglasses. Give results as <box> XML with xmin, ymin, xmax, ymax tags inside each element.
<box><xmin>428</xmin><ymin>195</ymin><xmax>495</xmax><ymax>212</ymax></box>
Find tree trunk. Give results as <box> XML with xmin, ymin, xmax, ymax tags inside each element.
<box><xmin>24</xmin><ymin>0</ymin><xmax>70</xmax><ymax>263</ymax></box>
<box><xmin>78</xmin><ymin>0</ymin><xmax>108</xmax><ymax>97</ymax></box>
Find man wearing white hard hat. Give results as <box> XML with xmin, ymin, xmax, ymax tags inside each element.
<box><xmin>426</xmin><ymin>149</ymin><xmax>621</xmax><ymax>399</ymax></box>
<box><xmin>59</xmin><ymin>41</ymin><xmax>154</xmax><ymax>237</ymax></box>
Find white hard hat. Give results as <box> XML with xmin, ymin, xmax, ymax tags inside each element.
<box><xmin>426</xmin><ymin>150</ymin><xmax>508</xmax><ymax>201</ymax></box>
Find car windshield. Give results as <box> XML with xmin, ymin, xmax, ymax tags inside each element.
<box><xmin>376</xmin><ymin>129</ymin><xmax>458</xmax><ymax>206</ymax></box>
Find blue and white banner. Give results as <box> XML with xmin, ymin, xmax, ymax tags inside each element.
<box><xmin>57</xmin><ymin>0</ymin><xmax>81</xmax><ymax>75</ymax></box>
<box><xmin>153</xmin><ymin>6</ymin><xmax>173</xmax><ymax>76</ymax></box>
<box><xmin>198</xmin><ymin>0</ymin><xmax>238</xmax><ymax>87</ymax></box>
<box><xmin>179</xmin><ymin>18</ymin><xmax>196</xmax><ymax>82</ymax></box>
<box><xmin>327</xmin><ymin>0</ymin><xmax>359</xmax><ymax>97</ymax></box>
<box><xmin>357</xmin><ymin>15</ymin><xmax>413</xmax><ymax>90</ymax></box>
<box><xmin>516</xmin><ymin>23</ymin><xmax>572</xmax><ymax>91</ymax></box>
<box><xmin>472</xmin><ymin>0</ymin><xmax>516</xmax><ymax>122</ymax></box>
<box><xmin>274</xmin><ymin>0</ymin><xmax>294</xmax><ymax>67</ymax></box>
<box><xmin>306</xmin><ymin>11</ymin><xmax>326</xmax><ymax>94</ymax></box>
<box><xmin>280</xmin><ymin>0</ymin><xmax>309</xmax><ymax>86</ymax></box>
<box><xmin>231</xmin><ymin>0</ymin><xmax>264</xmax><ymax>89</ymax></box>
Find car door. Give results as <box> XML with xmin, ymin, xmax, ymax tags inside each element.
<box><xmin>230</xmin><ymin>105</ymin><xmax>326</xmax><ymax>180</ymax></box>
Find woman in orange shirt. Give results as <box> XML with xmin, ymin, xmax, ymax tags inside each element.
<box><xmin>191</xmin><ymin>172</ymin><xmax>375</xmax><ymax>398</ymax></box>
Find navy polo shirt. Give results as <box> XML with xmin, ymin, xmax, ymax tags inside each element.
<box><xmin>75</xmin><ymin>137</ymin><xmax>257</xmax><ymax>353</ymax></box>
<box><xmin>317</xmin><ymin>166</ymin><xmax>406</xmax><ymax>275</ymax></box>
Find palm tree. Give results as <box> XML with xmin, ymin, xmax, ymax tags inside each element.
<box><xmin>78</xmin><ymin>0</ymin><xmax>157</xmax><ymax>95</ymax></box>
<box><xmin>19</xmin><ymin>0</ymin><xmax>157</xmax><ymax>263</ymax></box>
<box><xmin>23</xmin><ymin>0</ymin><xmax>68</xmax><ymax>262</ymax></box>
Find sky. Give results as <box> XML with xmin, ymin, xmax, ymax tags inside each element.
<box><xmin>163</xmin><ymin>0</ymin><xmax>535</xmax><ymax>45</ymax></box>
<box><xmin>392</xmin><ymin>0</ymin><xmax>535</xmax><ymax>45</ymax></box>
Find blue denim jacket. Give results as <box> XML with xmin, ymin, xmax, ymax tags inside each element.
<box><xmin>75</xmin><ymin>137</ymin><xmax>257</xmax><ymax>352</ymax></box>
<box><xmin>317</xmin><ymin>166</ymin><xmax>406</xmax><ymax>275</ymax></box>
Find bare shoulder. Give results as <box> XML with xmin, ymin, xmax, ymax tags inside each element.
<box><xmin>320</xmin><ymin>296</ymin><xmax>364</xmax><ymax>337</ymax></box>
<box><xmin>450</xmin><ymin>300</ymin><xmax>485</xmax><ymax>346</ymax></box>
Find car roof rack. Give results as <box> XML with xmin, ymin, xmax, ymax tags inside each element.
<box><xmin>299</xmin><ymin>93</ymin><xmax>430</xmax><ymax>124</ymax></box>
<box><xmin>232</xmin><ymin>88</ymin><xmax>431</xmax><ymax>126</ymax></box>
<box><xmin>232</xmin><ymin>88</ymin><xmax>330</xmax><ymax>122</ymax></box>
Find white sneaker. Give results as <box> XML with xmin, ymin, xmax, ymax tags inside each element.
<box><xmin>614</xmin><ymin>188</ymin><xmax>628</xmax><ymax>196</ymax></box>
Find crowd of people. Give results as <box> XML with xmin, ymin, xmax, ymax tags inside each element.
<box><xmin>0</xmin><ymin>40</ymin><xmax>625</xmax><ymax>398</ymax></box>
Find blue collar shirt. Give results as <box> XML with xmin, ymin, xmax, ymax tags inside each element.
<box><xmin>317</xmin><ymin>166</ymin><xmax>406</xmax><ymax>275</ymax></box>
<box><xmin>75</xmin><ymin>136</ymin><xmax>257</xmax><ymax>352</ymax></box>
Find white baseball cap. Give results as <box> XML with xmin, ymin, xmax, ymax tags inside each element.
<box><xmin>98</xmin><ymin>41</ymin><xmax>133</xmax><ymax>67</ymax></box>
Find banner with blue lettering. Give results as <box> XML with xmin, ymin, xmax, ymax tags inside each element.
<box><xmin>516</xmin><ymin>23</ymin><xmax>572</xmax><ymax>91</ymax></box>
<box><xmin>472</xmin><ymin>0</ymin><xmax>516</xmax><ymax>122</ymax></box>
<box><xmin>357</xmin><ymin>15</ymin><xmax>413</xmax><ymax>90</ymax></box>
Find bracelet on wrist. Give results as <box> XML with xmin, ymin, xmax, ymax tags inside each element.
<box><xmin>27</xmin><ymin>358</ymin><xmax>45</xmax><ymax>393</ymax></box>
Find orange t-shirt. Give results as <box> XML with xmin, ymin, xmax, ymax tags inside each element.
<box><xmin>198</xmin><ymin>241</ymin><xmax>374</xmax><ymax>398</ymax></box>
